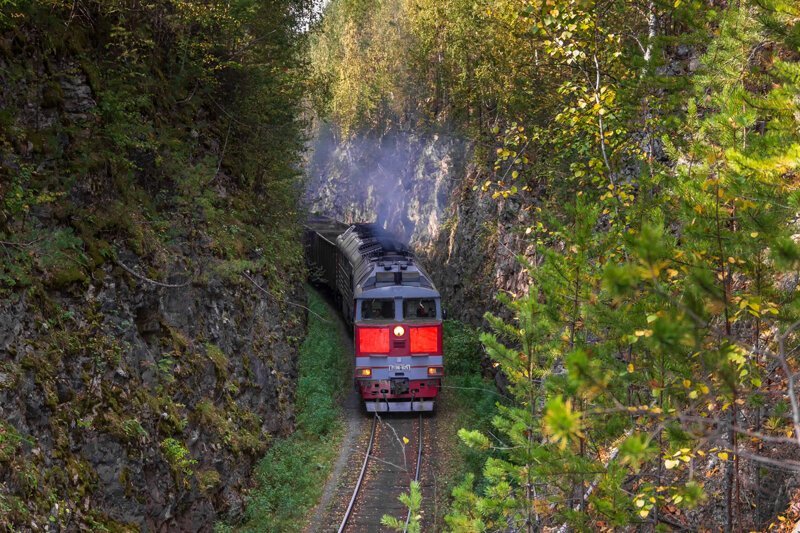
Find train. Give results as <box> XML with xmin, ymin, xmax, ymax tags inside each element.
<box><xmin>303</xmin><ymin>215</ymin><xmax>443</xmax><ymax>413</ymax></box>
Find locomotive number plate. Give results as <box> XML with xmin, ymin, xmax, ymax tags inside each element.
<box><xmin>389</xmin><ymin>364</ymin><xmax>411</xmax><ymax>371</ymax></box>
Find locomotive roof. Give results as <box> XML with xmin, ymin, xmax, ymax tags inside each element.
<box><xmin>335</xmin><ymin>223</ymin><xmax>439</xmax><ymax>298</ymax></box>
<box><xmin>353</xmin><ymin>257</ymin><xmax>439</xmax><ymax>298</ymax></box>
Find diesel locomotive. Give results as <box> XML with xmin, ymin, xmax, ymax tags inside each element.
<box><xmin>303</xmin><ymin>215</ymin><xmax>443</xmax><ymax>413</ymax></box>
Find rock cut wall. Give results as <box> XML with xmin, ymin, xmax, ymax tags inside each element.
<box><xmin>0</xmin><ymin>29</ymin><xmax>305</xmax><ymax>532</ymax></box>
<box><xmin>1</xmin><ymin>261</ymin><xmax>304</xmax><ymax>530</ymax></box>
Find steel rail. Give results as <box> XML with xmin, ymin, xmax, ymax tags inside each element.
<box><xmin>404</xmin><ymin>414</ymin><xmax>424</xmax><ymax>532</ymax></box>
<box><xmin>338</xmin><ymin>415</ymin><xmax>378</xmax><ymax>533</ymax></box>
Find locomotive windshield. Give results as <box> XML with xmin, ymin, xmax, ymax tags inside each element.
<box><xmin>403</xmin><ymin>298</ymin><xmax>437</xmax><ymax>319</ymax></box>
<box><xmin>361</xmin><ymin>298</ymin><xmax>395</xmax><ymax>320</ymax></box>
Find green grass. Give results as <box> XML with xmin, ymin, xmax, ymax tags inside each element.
<box><xmin>228</xmin><ymin>287</ymin><xmax>349</xmax><ymax>533</ymax></box>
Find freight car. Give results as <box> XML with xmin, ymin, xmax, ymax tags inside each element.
<box><xmin>304</xmin><ymin>215</ymin><xmax>443</xmax><ymax>413</ymax></box>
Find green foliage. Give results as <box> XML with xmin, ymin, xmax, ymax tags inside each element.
<box><xmin>295</xmin><ymin>296</ymin><xmax>350</xmax><ymax>436</ymax></box>
<box><xmin>381</xmin><ymin>481</ymin><xmax>422</xmax><ymax>533</ymax></box>
<box><xmin>120</xmin><ymin>419</ymin><xmax>148</xmax><ymax>442</ymax></box>
<box><xmin>443</xmin><ymin>319</ymin><xmax>482</xmax><ymax>376</ymax></box>
<box><xmin>0</xmin><ymin>420</ymin><xmax>26</xmax><ymax>462</ymax></box>
<box><xmin>439</xmin><ymin>0</ymin><xmax>800</xmax><ymax>529</ymax></box>
<box><xmin>197</xmin><ymin>469</ymin><xmax>221</xmax><ymax>494</ymax></box>
<box><xmin>617</xmin><ymin>433</ymin><xmax>656</xmax><ymax>473</ymax></box>
<box><xmin>205</xmin><ymin>343</ymin><xmax>229</xmax><ymax>380</ymax></box>
<box><xmin>2</xmin><ymin>0</ymin><xmax>311</xmax><ymax>291</ymax></box>
<box><xmin>438</xmin><ymin>318</ymin><xmax>504</xmax><ymax>514</ymax></box>
<box><xmin>542</xmin><ymin>396</ymin><xmax>583</xmax><ymax>450</ymax></box>
<box><xmin>160</xmin><ymin>437</ymin><xmax>197</xmax><ymax>479</ymax></box>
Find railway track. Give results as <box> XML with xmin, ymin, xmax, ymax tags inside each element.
<box><xmin>338</xmin><ymin>413</ymin><xmax>425</xmax><ymax>532</ymax></box>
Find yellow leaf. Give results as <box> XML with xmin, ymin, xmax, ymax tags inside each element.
<box><xmin>639</xmin><ymin>509</ymin><xmax>650</xmax><ymax>518</ymax></box>
<box><xmin>750</xmin><ymin>232</ymin><xmax>759</xmax><ymax>238</ymax></box>
<box><xmin>402</xmin><ymin>436</ymin><xmax>409</xmax><ymax>445</ymax></box>
<box><xmin>664</xmin><ymin>459</ymin><xmax>679</xmax><ymax>469</ymax></box>
<box><xmin>635</xmin><ymin>499</ymin><xmax>645</xmax><ymax>508</ymax></box>
<box><xmin>627</xmin><ymin>363</ymin><xmax>635</xmax><ymax>373</ymax></box>
<box><xmin>718</xmin><ymin>452</ymin><xmax>729</xmax><ymax>461</ymax></box>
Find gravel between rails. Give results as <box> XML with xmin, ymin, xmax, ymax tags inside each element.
<box><xmin>342</xmin><ymin>414</ymin><xmax>421</xmax><ymax>532</ymax></box>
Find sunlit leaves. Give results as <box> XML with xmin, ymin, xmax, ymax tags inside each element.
<box><xmin>618</xmin><ymin>434</ymin><xmax>656</xmax><ymax>472</ymax></box>
<box><xmin>543</xmin><ymin>396</ymin><xmax>584</xmax><ymax>450</ymax></box>
<box><xmin>458</xmin><ymin>428</ymin><xmax>491</xmax><ymax>450</ymax></box>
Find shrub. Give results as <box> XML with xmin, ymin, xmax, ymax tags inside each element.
<box><xmin>443</xmin><ymin>319</ymin><xmax>482</xmax><ymax>376</ymax></box>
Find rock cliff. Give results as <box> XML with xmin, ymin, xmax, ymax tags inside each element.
<box><xmin>0</xmin><ymin>14</ymin><xmax>306</xmax><ymax>530</ymax></box>
<box><xmin>0</xmin><ymin>261</ymin><xmax>304</xmax><ymax>530</ymax></box>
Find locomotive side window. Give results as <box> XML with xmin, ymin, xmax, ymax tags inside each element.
<box><xmin>361</xmin><ymin>298</ymin><xmax>395</xmax><ymax>320</ymax></box>
<box><xmin>403</xmin><ymin>298</ymin><xmax>437</xmax><ymax>319</ymax></box>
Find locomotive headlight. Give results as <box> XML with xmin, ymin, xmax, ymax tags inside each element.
<box><xmin>356</xmin><ymin>368</ymin><xmax>372</xmax><ymax>377</ymax></box>
<box><xmin>393</xmin><ymin>326</ymin><xmax>405</xmax><ymax>337</ymax></box>
<box><xmin>427</xmin><ymin>366</ymin><xmax>443</xmax><ymax>376</ymax></box>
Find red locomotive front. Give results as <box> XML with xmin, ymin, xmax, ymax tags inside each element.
<box><xmin>354</xmin><ymin>293</ymin><xmax>443</xmax><ymax>412</ymax></box>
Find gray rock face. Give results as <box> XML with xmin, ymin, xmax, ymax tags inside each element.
<box><xmin>0</xmin><ymin>52</ymin><xmax>305</xmax><ymax>531</ymax></box>
<box><xmin>305</xmin><ymin>125</ymin><xmax>466</xmax><ymax>248</ymax></box>
<box><xmin>0</xmin><ymin>259</ymin><xmax>305</xmax><ymax>531</ymax></box>
<box><xmin>60</xmin><ymin>70</ymin><xmax>96</xmax><ymax>116</ymax></box>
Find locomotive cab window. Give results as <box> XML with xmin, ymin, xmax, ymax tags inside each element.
<box><xmin>403</xmin><ymin>298</ymin><xmax>437</xmax><ymax>319</ymax></box>
<box><xmin>360</xmin><ymin>298</ymin><xmax>396</xmax><ymax>320</ymax></box>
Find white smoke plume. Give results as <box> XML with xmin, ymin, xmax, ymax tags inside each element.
<box><xmin>303</xmin><ymin>122</ymin><xmax>468</xmax><ymax>248</ymax></box>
